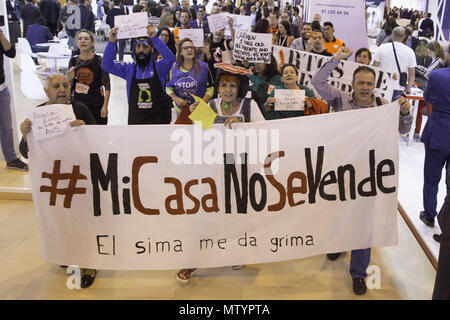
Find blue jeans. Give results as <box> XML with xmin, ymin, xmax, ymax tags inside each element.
<box><xmin>423</xmin><ymin>145</ymin><xmax>450</xmax><ymax>219</ymax></box>
<box><xmin>350</xmin><ymin>248</ymin><xmax>371</xmax><ymax>278</ymax></box>
<box><xmin>116</xmin><ymin>39</ymin><xmax>125</xmax><ymax>61</ymax></box>
<box><xmin>0</xmin><ymin>88</ymin><xmax>17</xmax><ymax>162</ymax></box>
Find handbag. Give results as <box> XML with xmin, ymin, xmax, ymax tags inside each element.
<box><xmin>392</xmin><ymin>42</ymin><xmax>408</xmax><ymax>87</ymax></box>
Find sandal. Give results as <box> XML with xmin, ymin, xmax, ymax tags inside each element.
<box><xmin>80</xmin><ymin>268</ymin><xmax>97</xmax><ymax>288</ymax></box>
<box><xmin>176</xmin><ymin>268</ymin><xmax>196</xmax><ymax>283</ymax></box>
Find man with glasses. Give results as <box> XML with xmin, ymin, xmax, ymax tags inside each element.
<box><xmin>102</xmin><ymin>24</ymin><xmax>175</xmax><ymax>124</ymax></box>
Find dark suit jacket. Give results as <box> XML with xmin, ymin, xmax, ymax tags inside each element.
<box><xmin>189</xmin><ymin>19</ymin><xmax>210</xmax><ymax>38</ymax></box>
<box><xmin>6</xmin><ymin>0</ymin><xmax>21</xmax><ymax>21</ymax></box>
<box><xmin>420</xmin><ymin>18</ymin><xmax>434</xmax><ymax>35</ymax></box>
<box><xmin>106</xmin><ymin>7</ymin><xmax>125</xmax><ymax>29</ymax></box>
<box><xmin>39</xmin><ymin>0</ymin><xmax>60</xmax><ymax>24</ymax></box>
<box><xmin>20</xmin><ymin>3</ymin><xmax>41</xmax><ymax>36</ymax></box>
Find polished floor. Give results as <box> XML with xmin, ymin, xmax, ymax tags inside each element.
<box><xmin>0</xmin><ymin>53</ymin><xmax>438</xmax><ymax>300</ymax></box>
<box><xmin>0</xmin><ymin>199</ymin><xmax>437</xmax><ymax>299</ymax></box>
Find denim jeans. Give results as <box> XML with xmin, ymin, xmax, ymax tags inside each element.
<box><xmin>0</xmin><ymin>88</ymin><xmax>17</xmax><ymax>162</ymax></box>
<box><xmin>350</xmin><ymin>248</ymin><xmax>371</xmax><ymax>278</ymax></box>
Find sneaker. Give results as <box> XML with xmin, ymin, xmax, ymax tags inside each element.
<box><xmin>352</xmin><ymin>277</ymin><xmax>367</xmax><ymax>295</ymax></box>
<box><xmin>326</xmin><ymin>252</ymin><xmax>343</xmax><ymax>261</ymax></box>
<box><xmin>420</xmin><ymin>211</ymin><xmax>434</xmax><ymax>228</ymax></box>
<box><xmin>6</xmin><ymin>159</ymin><xmax>28</xmax><ymax>171</ymax></box>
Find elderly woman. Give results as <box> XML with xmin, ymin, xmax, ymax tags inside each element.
<box><xmin>264</xmin><ymin>64</ymin><xmax>327</xmax><ymax>120</ymax></box>
<box><xmin>19</xmin><ymin>73</ymin><xmax>97</xmax><ymax>289</ymax></box>
<box><xmin>175</xmin><ymin>64</ymin><xmax>265</xmax><ymax>282</ymax></box>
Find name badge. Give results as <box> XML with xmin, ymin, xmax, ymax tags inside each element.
<box><xmin>75</xmin><ymin>83</ymin><xmax>89</xmax><ymax>94</ymax></box>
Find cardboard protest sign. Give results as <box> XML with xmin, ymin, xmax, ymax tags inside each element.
<box><xmin>179</xmin><ymin>29</ymin><xmax>205</xmax><ymax>47</ymax></box>
<box><xmin>225</xmin><ymin>14</ymin><xmax>252</xmax><ymax>36</ymax></box>
<box><xmin>274</xmin><ymin>89</ymin><xmax>306</xmax><ymax>111</ymax></box>
<box><xmin>207</xmin><ymin>13</ymin><xmax>229</xmax><ymax>33</ymax></box>
<box><xmin>233</xmin><ymin>30</ymin><xmax>272</xmax><ymax>63</ymax></box>
<box><xmin>27</xmin><ymin>104</ymin><xmax>76</xmax><ymax>141</ymax></box>
<box><xmin>115</xmin><ymin>12</ymin><xmax>148</xmax><ymax>39</ymax></box>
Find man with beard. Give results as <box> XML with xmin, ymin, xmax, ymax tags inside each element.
<box><xmin>290</xmin><ymin>23</ymin><xmax>312</xmax><ymax>51</ymax></box>
<box><xmin>173</xmin><ymin>9</ymin><xmax>192</xmax><ymax>43</ymax></box>
<box><xmin>101</xmin><ymin>24</ymin><xmax>175</xmax><ymax>125</ymax></box>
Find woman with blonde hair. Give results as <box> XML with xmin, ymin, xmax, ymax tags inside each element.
<box><xmin>157</xmin><ymin>11</ymin><xmax>174</xmax><ymax>30</ymax></box>
<box><xmin>67</xmin><ymin>29</ymin><xmax>111</xmax><ymax>125</ymax></box>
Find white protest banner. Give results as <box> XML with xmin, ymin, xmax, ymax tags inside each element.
<box><xmin>28</xmin><ymin>104</ymin><xmax>399</xmax><ymax>270</ymax></box>
<box><xmin>179</xmin><ymin>28</ymin><xmax>204</xmax><ymax>47</ymax></box>
<box><xmin>272</xmin><ymin>45</ymin><xmax>395</xmax><ymax>101</ymax></box>
<box><xmin>308</xmin><ymin>0</ymin><xmax>367</xmax><ymax>61</ymax></box>
<box><xmin>207</xmin><ymin>13</ymin><xmax>229</xmax><ymax>33</ymax></box>
<box><xmin>115</xmin><ymin>12</ymin><xmax>148</xmax><ymax>40</ymax></box>
<box><xmin>27</xmin><ymin>104</ymin><xmax>76</xmax><ymax>141</ymax></box>
<box><xmin>274</xmin><ymin>89</ymin><xmax>305</xmax><ymax>111</ymax></box>
<box><xmin>233</xmin><ymin>30</ymin><xmax>272</xmax><ymax>63</ymax></box>
<box><xmin>225</xmin><ymin>14</ymin><xmax>252</xmax><ymax>36</ymax></box>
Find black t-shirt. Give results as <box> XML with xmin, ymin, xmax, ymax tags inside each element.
<box><xmin>207</xmin><ymin>38</ymin><xmax>233</xmax><ymax>80</ymax></box>
<box><xmin>69</xmin><ymin>54</ymin><xmax>111</xmax><ymax>106</ymax></box>
<box><xmin>19</xmin><ymin>101</ymin><xmax>96</xmax><ymax>159</ymax></box>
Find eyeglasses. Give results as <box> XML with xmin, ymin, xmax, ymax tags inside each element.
<box><xmin>160</xmin><ymin>33</ymin><xmax>169</xmax><ymax>38</ymax></box>
<box><xmin>136</xmin><ymin>40</ymin><xmax>150</xmax><ymax>47</ymax></box>
<box><xmin>182</xmin><ymin>46</ymin><xmax>194</xmax><ymax>51</ymax></box>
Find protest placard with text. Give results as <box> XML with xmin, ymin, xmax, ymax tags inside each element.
<box><xmin>27</xmin><ymin>104</ymin><xmax>76</xmax><ymax>141</ymax></box>
<box><xmin>115</xmin><ymin>12</ymin><xmax>148</xmax><ymax>40</ymax></box>
<box><xmin>233</xmin><ymin>30</ymin><xmax>272</xmax><ymax>63</ymax></box>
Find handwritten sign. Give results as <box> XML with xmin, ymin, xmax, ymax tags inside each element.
<box><xmin>115</xmin><ymin>12</ymin><xmax>148</xmax><ymax>40</ymax></box>
<box><xmin>274</xmin><ymin>89</ymin><xmax>305</xmax><ymax>111</ymax></box>
<box><xmin>225</xmin><ymin>14</ymin><xmax>252</xmax><ymax>36</ymax></box>
<box><xmin>27</xmin><ymin>104</ymin><xmax>76</xmax><ymax>141</ymax></box>
<box><xmin>233</xmin><ymin>30</ymin><xmax>272</xmax><ymax>63</ymax></box>
<box><xmin>207</xmin><ymin>13</ymin><xmax>229</xmax><ymax>33</ymax></box>
<box><xmin>179</xmin><ymin>29</ymin><xmax>205</xmax><ymax>47</ymax></box>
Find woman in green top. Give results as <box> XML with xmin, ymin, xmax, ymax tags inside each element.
<box><xmin>264</xmin><ymin>63</ymin><xmax>316</xmax><ymax>120</ymax></box>
<box><xmin>248</xmin><ymin>57</ymin><xmax>282</xmax><ymax>112</ymax></box>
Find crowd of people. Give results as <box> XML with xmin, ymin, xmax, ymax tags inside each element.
<box><xmin>1</xmin><ymin>0</ymin><xmax>449</xmax><ymax>299</ymax></box>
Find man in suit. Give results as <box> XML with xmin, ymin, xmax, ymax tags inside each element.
<box><xmin>39</xmin><ymin>0</ymin><xmax>61</xmax><ymax>35</ymax></box>
<box><xmin>189</xmin><ymin>6</ymin><xmax>209</xmax><ymax>38</ymax></box>
<box><xmin>420</xmin><ymin>45</ymin><xmax>450</xmax><ymax>236</ymax></box>
<box><xmin>20</xmin><ymin>0</ymin><xmax>41</xmax><ymax>37</ymax></box>
<box><xmin>420</xmin><ymin>13</ymin><xmax>434</xmax><ymax>37</ymax></box>
<box><xmin>6</xmin><ymin>0</ymin><xmax>21</xmax><ymax>22</ymax></box>
<box><xmin>106</xmin><ymin>0</ymin><xmax>126</xmax><ymax>61</ymax></box>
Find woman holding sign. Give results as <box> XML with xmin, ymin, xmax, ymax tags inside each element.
<box><xmin>67</xmin><ymin>30</ymin><xmax>111</xmax><ymax>125</ymax></box>
<box><xmin>264</xmin><ymin>64</ymin><xmax>328</xmax><ymax>120</ymax></box>
<box><xmin>277</xmin><ymin>21</ymin><xmax>294</xmax><ymax>48</ymax></box>
<box><xmin>166</xmin><ymin>38</ymin><xmax>214</xmax><ymax>123</ymax></box>
<box><xmin>176</xmin><ymin>64</ymin><xmax>265</xmax><ymax>282</ymax></box>
<box><xmin>248</xmin><ymin>57</ymin><xmax>282</xmax><ymax>112</ymax></box>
